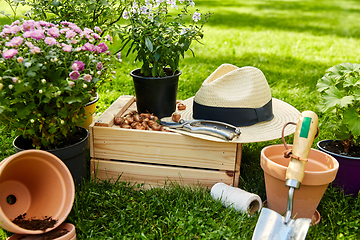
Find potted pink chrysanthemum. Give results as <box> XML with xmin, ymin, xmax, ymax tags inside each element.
<box><xmin>0</xmin><ymin>19</ymin><xmax>117</xmax><ymax>183</ymax></box>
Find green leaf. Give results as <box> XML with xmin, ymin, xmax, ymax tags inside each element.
<box><xmin>323</xmin><ymin>87</ymin><xmax>354</xmax><ymax>109</ymax></box>
<box><xmin>343</xmin><ymin>107</ymin><xmax>360</xmax><ymax>136</ymax></box>
<box><xmin>64</xmin><ymin>96</ymin><xmax>82</xmax><ymax>104</ymax></box>
<box><xmin>354</xmin><ymin>89</ymin><xmax>360</xmax><ymax>100</ymax></box>
<box><xmin>145</xmin><ymin>37</ymin><xmax>153</xmax><ymax>52</ymax></box>
<box><xmin>17</xmin><ymin>102</ymin><xmax>36</xmax><ymax>118</ymax></box>
<box><xmin>317</xmin><ymin>74</ymin><xmax>334</xmax><ymax>92</ymax></box>
<box><xmin>344</xmin><ymin>76</ymin><xmax>360</xmax><ymax>88</ymax></box>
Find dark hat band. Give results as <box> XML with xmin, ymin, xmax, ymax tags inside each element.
<box><xmin>193</xmin><ymin>99</ymin><xmax>274</xmax><ymax>126</ymax></box>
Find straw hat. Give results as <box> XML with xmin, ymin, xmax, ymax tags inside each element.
<box><xmin>171</xmin><ymin>64</ymin><xmax>300</xmax><ymax>143</ymax></box>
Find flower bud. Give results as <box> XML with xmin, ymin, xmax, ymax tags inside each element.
<box><xmin>30</xmin><ymin>119</ymin><xmax>35</xmax><ymax>123</ymax></box>
<box><xmin>9</xmin><ymin>84</ymin><xmax>13</xmax><ymax>89</ymax></box>
<box><xmin>41</xmin><ymin>79</ymin><xmax>46</xmax><ymax>84</ymax></box>
<box><xmin>60</xmin><ymin>119</ymin><xmax>65</xmax><ymax>124</ymax></box>
<box><xmin>0</xmin><ymin>83</ymin><xmax>3</xmax><ymax>90</ymax></box>
<box><xmin>39</xmin><ymin>89</ymin><xmax>43</xmax><ymax>94</ymax></box>
<box><xmin>83</xmin><ymin>83</ymin><xmax>87</xmax><ymax>88</ymax></box>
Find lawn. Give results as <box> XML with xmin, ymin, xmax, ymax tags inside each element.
<box><xmin>1</xmin><ymin>0</ymin><xmax>360</xmax><ymax>239</ymax></box>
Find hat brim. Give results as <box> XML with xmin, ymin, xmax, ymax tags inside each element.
<box><xmin>168</xmin><ymin>97</ymin><xmax>300</xmax><ymax>143</ymax></box>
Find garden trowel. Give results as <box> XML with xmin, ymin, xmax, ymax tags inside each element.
<box><xmin>252</xmin><ymin>110</ymin><xmax>318</xmax><ymax>240</ymax></box>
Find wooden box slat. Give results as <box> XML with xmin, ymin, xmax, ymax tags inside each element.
<box><xmin>91</xmin><ymin>159</ymin><xmax>233</xmax><ymax>188</ymax></box>
<box><xmin>92</xmin><ymin>126</ymin><xmax>237</xmax><ymax>170</ymax></box>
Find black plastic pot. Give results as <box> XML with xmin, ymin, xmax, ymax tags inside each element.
<box><xmin>13</xmin><ymin>127</ymin><xmax>89</xmax><ymax>185</ymax></box>
<box><xmin>317</xmin><ymin>140</ymin><xmax>360</xmax><ymax>195</ymax></box>
<box><xmin>130</xmin><ymin>68</ymin><xmax>181</xmax><ymax>118</ymax></box>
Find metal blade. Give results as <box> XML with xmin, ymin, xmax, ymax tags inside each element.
<box><xmin>252</xmin><ymin>208</ymin><xmax>311</xmax><ymax>240</ymax></box>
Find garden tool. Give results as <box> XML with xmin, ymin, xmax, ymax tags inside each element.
<box><xmin>252</xmin><ymin>110</ymin><xmax>319</xmax><ymax>240</ymax></box>
<box><xmin>159</xmin><ymin>119</ymin><xmax>241</xmax><ymax>140</ymax></box>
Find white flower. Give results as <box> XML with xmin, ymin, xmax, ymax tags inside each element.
<box><xmin>39</xmin><ymin>89</ymin><xmax>43</xmax><ymax>94</ymax></box>
<box><xmin>83</xmin><ymin>83</ymin><xmax>87</xmax><ymax>88</ymax></box>
<box><xmin>30</xmin><ymin>119</ymin><xmax>35</xmax><ymax>123</ymax></box>
<box><xmin>9</xmin><ymin>84</ymin><xmax>13</xmax><ymax>89</ymax></box>
<box><xmin>123</xmin><ymin>10</ymin><xmax>130</xmax><ymax>20</ymax></box>
<box><xmin>60</xmin><ymin>119</ymin><xmax>65</xmax><ymax>124</ymax></box>
<box><xmin>192</xmin><ymin>12</ymin><xmax>201</xmax><ymax>22</ymax></box>
<box><xmin>41</xmin><ymin>79</ymin><xmax>46</xmax><ymax>84</ymax></box>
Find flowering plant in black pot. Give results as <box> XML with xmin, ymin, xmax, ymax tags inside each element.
<box><xmin>316</xmin><ymin>62</ymin><xmax>360</xmax><ymax>156</ymax></box>
<box><xmin>118</xmin><ymin>0</ymin><xmax>212</xmax><ymax>77</ymax></box>
<box><xmin>0</xmin><ymin>19</ymin><xmax>116</xmax><ymax>149</ymax></box>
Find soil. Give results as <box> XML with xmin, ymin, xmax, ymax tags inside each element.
<box><xmin>12</xmin><ymin>213</ymin><xmax>57</xmax><ymax>231</ymax></box>
<box><xmin>17</xmin><ymin>228</ymin><xmax>70</xmax><ymax>239</ymax></box>
<box><xmin>319</xmin><ymin>140</ymin><xmax>360</xmax><ymax>158</ymax></box>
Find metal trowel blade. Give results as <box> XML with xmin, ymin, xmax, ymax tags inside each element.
<box><xmin>252</xmin><ymin>208</ymin><xmax>311</xmax><ymax>240</ymax></box>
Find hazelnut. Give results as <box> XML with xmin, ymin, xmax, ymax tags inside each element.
<box><xmin>114</xmin><ymin>116</ymin><xmax>124</xmax><ymax>125</ymax></box>
<box><xmin>172</xmin><ymin>112</ymin><xmax>181</xmax><ymax>122</ymax></box>
<box><xmin>177</xmin><ymin>103</ymin><xmax>186</xmax><ymax>110</ymax></box>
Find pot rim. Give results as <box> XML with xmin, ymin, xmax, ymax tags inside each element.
<box><xmin>261</xmin><ymin>144</ymin><xmax>339</xmax><ymax>186</ymax></box>
<box><xmin>84</xmin><ymin>92</ymin><xmax>99</xmax><ymax>108</ymax></box>
<box><xmin>13</xmin><ymin>126</ymin><xmax>89</xmax><ymax>152</ymax></box>
<box><xmin>317</xmin><ymin>139</ymin><xmax>360</xmax><ymax>160</ymax></box>
<box><xmin>130</xmin><ymin>68</ymin><xmax>182</xmax><ymax>80</ymax></box>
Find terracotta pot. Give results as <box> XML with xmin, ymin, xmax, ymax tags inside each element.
<box><xmin>80</xmin><ymin>92</ymin><xmax>99</xmax><ymax>130</ymax></box>
<box><xmin>317</xmin><ymin>140</ymin><xmax>360</xmax><ymax>195</ymax></box>
<box><xmin>261</xmin><ymin>144</ymin><xmax>338</xmax><ymax>219</ymax></box>
<box><xmin>0</xmin><ymin>150</ymin><xmax>75</xmax><ymax>234</ymax></box>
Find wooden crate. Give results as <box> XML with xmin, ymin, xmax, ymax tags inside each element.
<box><xmin>89</xmin><ymin>95</ymin><xmax>243</xmax><ymax>188</ymax></box>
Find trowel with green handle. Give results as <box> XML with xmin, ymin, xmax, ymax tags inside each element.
<box><xmin>252</xmin><ymin>110</ymin><xmax>319</xmax><ymax>240</ymax></box>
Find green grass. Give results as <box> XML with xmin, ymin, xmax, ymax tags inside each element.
<box><xmin>1</xmin><ymin>0</ymin><xmax>360</xmax><ymax>239</ymax></box>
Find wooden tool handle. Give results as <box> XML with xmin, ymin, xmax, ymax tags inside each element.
<box><xmin>285</xmin><ymin>111</ymin><xmax>318</xmax><ymax>184</ymax></box>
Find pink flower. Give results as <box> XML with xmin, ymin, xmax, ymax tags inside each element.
<box><xmin>12</xmin><ymin>77</ymin><xmax>18</xmax><ymax>83</ymax></box>
<box><xmin>2</xmin><ymin>49</ymin><xmax>18</xmax><ymax>59</ymax></box>
<box><xmin>10</xmin><ymin>36</ymin><xmax>23</xmax><ymax>46</ymax></box>
<box><xmin>71</xmin><ymin>61</ymin><xmax>85</xmax><ymax>71</ymax></box>
<box><xmin>107</xmin><ymin>34</ymin><xmax>112</xmax><ymax>41</ymax></box>
<box><xmin>84</xmin><ymin>74</ymin><xmax>92</xmax><ymax>82</ymax></box>
<box><xmin>17</xmin><ymin>57</ymin><xmax>24</xmax><ymax>64</ymax></box>
<box><xmin>66</xmin><ymin>30</ymin><xmax>76</xmax><ymax>39</ymax></box>
<box><xmin>83</xmin><ymin>43</ymin><xmax>95</xmax><ymax>52</ymax></box>
<box><xmin>25</xmin><ymin>41</ymin><xmax>34</xmax><ymax>48</ymax></box>
<box><xmin>11</xmin><ymin>26</ymin><xmax>21</xmax><ymax>34</ymax></box>
<box><xmin>61</xmin><ymin>21</ymin><xmax>71</xmax><ymax>26</ymax></box>
<box><xmin>62</xmin><ymin>44</ymin><xmax>72</xmax><ymax>52</ymax></box>
<box><xmin>94</xmin><ymin>26</ymin><xmax>102</xmax><ymax>33</ymax></box>
<box><xmin>23</xmin><ymin>31</ymin><xmax>32</xmax><ymax>38</ymax></box>
<box><xmin>31</xmin><ymin>47</ymin><xmax>41</xmax><ymax>54</ymax></box>
<box><xmin>45</xmin><ymin>37</ymin><xmax>57</xmax><ymax>46</ymax></box>
<box><xmin>22</xmin><ymin>20</ymin><xmax>35</xmax><ymax>31</ymax></box>
<box><xmin>69</xmin><ymin>71</ymin><xmax>80</xmax><ymax>80</ymax></box>
<box><xmin>69</xmin><ymin>24</ymin><xmax>82</xmax><ymax>34</ymax></box>
<box><xmin>31</xmin><ymin>30</ymin><xmax>45</xmax><ymax>40</ymax></box>
<box><xmin>69</xmin><ymin>81</ymin><xmax>75</xmax><ymax>87</ymax></box>
<box><xmin>48</xmin><ymin>27</ymin><xmax>60</xmax><ymax>38</ymax></box>
<box><xmin>92</xmin><ymin>33</ymin><xmax>100</xmax><ymax>40</ymax></box>
<box><xmin>97</xmin><ymin>42</ymin><xmax>108</xmax><ymax>53</ymax></box>
<box><xmin>96</xmin><ymin>62</ymin><xmax>103</xmax><ymax>70</ymax></box>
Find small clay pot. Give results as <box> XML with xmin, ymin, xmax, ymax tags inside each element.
<box><xmin>0</xmin><ymin>150</ymin><xmax>75</xmax><ymax>234</ymax></box>
<box><xmin>7</xmin><ymin>222</ymin><xmax>76</xmax><ymax>240</ymax></box>
<box><xmin>261</xmin><ymin>144</ymin><xmax>339</xmax><ymax>220</ymax></box>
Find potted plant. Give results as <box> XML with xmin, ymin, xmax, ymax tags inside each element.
<box><xmin>118</xmin><ymin>0</ymin><xmax>212</xmax><ymax>118</ymax></box>
<box><xmin>316</xmin><ymin>62</ymin><xmax>360</xmax><ymax>195</ymax></box>
<box><xmin>0</xmin><ymin>19</ymin><xmax>116</xmax><ymax>183</ymax></box>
